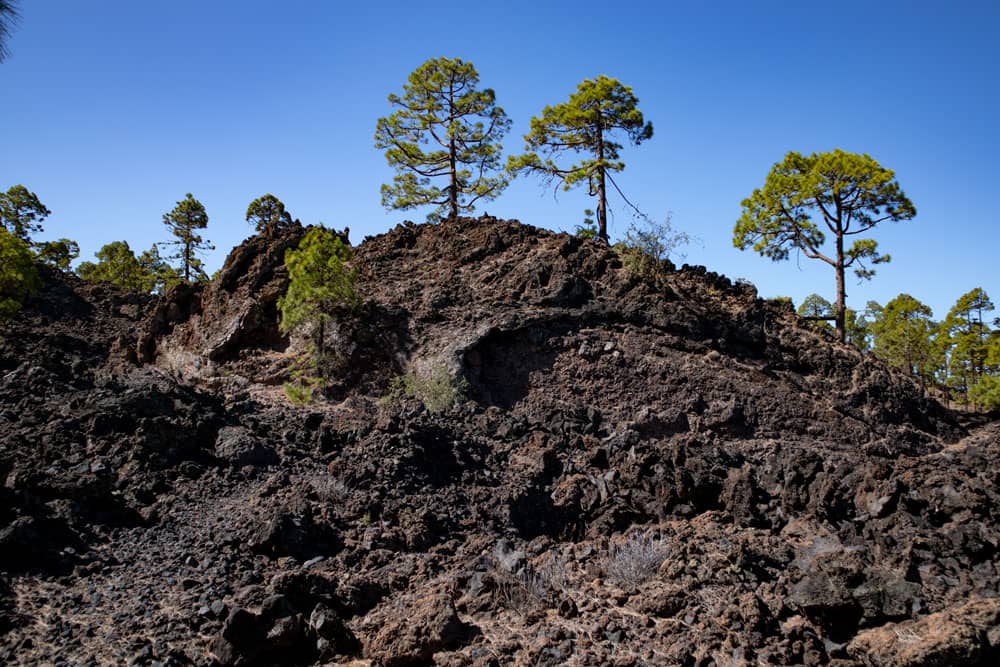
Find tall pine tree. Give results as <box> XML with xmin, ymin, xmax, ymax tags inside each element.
<box><xmin>375</xmin><ymin>57</ymin><xmax>510</xmax><ymax>222</ymax></box>
<box><xmin>734</xmin><ymin>150</ymin><xmax>916</xmax><ymax>342</ymax></box>
<box><xmin>162</xmin><ymin>193</ymin><xmax>213</xmax><ymax>283</ymax></box>
<box><xmin>870</xmin><ymin>293</ymin><xmax>937</xmax><ymax>387</ymax></box>
<box><xmin>508</xmin><ymin>75</ymin><xmax>653</xmax><ymax>242</ymax></box>
<box><xmin>940</xmin><ymin>288</ymin><xmax>995</xmax><ymax>405</ymax></box>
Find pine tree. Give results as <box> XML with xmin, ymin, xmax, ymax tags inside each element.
<box><xmin>940</xmin><ymin>288</ymin><xmax>995</xmax><ymax>406</ymax></box>
<box><xmin>246</xmin><ymin>194</ymin><xmax>292</xmax><ymax>233</ymax></box>
<box><xmin>844</xmin><ymin>307</ymin><xmax>872</xmax><ymax>351</ymax></box>
<box><xmin>870</xmin><ymin>293</ymin><xmax>937</xmax><ymax>387</ymax></box>
<box><xmin>76</xmin><ymin>241</ymin><xmax>147</xmax><ymax>290</ymax></box>
<box><xmin>797</xmin><ymin>293</ymin><xmax>835</xmax><ymax>330</ymax></box>
<box><xmin>138</xmin><ymin>244</ymin><xmax>181</xmax><ymax>294</ymax></box>
<box><xmin>0</xmin><ymin>184</ymin><xmax>50</xmax><ymax>242</ymax></box>
<box><xmin>375</xmin><ymin>57</ymin><xmax>510</xmax><ymax>222</ymax></box>
<box><xmin>278</xmin><ymin>227</ymin><xmax>359</xmax><ymax>359</ymax></box>
<box><xmin>36</xmin><ymin>238</ymin><xmax>80</xmax><ymax>270</ymax></box>
<box><xmin>77</xmin><ymin>242</ymin><xmax>179</xmax><ymax>293</ymax></box>
<box><xmin>734</xmin><ymin>150</ymin><xmax>916</xmax><ymax>342</ymax></box>
<box><xmin>162</xmin><ymin>193</ymin><xmax>213</xmax><ymax>283</ymax></box>
<box><xmin>508</xmin><ymin>75</ymin><xmax>653</xmax><ymax>242</ymax></box>
<box><xmin>0</xmin><ymin>227</ymin><xmax>39</xmax><ymax>318</ymax></box>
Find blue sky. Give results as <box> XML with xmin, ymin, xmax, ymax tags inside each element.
<box><xmin>1</xmin><ymin>0</ymin><xmax>997</xmax><ymax>320</ymax></box>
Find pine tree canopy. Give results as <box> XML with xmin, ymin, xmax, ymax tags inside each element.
<box><xmin>734</xmin><ymin>149</ymin><xmax>916</xmax><ymax>342</ymax></box>
<box><xmin>0</xmin><ymin>184</ymin><xmax>50</xmax><ymax>243</ymax></box>
<box><xmin>374</xmin><ymin>57</ymin><xmax>510</xmax><ymax>222</ymax></box>
<box><xmin>36</xmin><ymin>238</ymin><xmax>80</xmax><ymax>270</ymax></box>
<box><xmin>162</xmin><ymin>193</ymin><xmax>213</xmax><ymax>283</ymax></box>
<box><xmin>508</xmin><ymin>75</ymin><xmax>652</xmax><ymax>242</ymax></box>
<box><xmin>247</xmin><ymin>194</ymin><xmax>293</xmax><ymax>233</ymax></box>
<box><xmin>0</xmin><ymin>227</ymin><xmax>39</xmax><ymax>318</ymax></box>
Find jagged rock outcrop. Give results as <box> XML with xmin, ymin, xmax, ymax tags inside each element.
<box><xmin>1</xmin><ymin>216</ymin><xmax>997</xmax><ymax>666</ymax></box>
<box><xmin>137</xmin><ymin>223</ymin><xmax>311</xmax><ymax>384</ymax></box>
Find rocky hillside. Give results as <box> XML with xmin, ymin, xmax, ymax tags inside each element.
<box><xmin>1</xmin><ymin>217</ymin><xmax>998</xmax><ymax>666</ymax></box>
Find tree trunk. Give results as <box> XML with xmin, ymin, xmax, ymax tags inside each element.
<box><xmin>184</xmin><ymin>240</ymin><xmax>191</xmax><ymax>283</ymax></box>
<box><xmin>835</xmin><ymin>232</ymin><xmax>846</xmax><ymax>343</ymax></box>
<box><xmin>317</xmin><ymin>318</ymin><xmax>325</xmax><ymax>360</ymax></box>
<box><xmin>447</xmin><ymin>84</ymin><xmax>458</xmax><ymax>221</ymax></box>
<box><xmin>595</xmin><ymin>120</ymin><xmax>608</xmax><ymax>243</ymax></box>
<box><xmin>449</xmin><ymin>134</ymin><xmax>458</xmax><ymax>220</ymax></box>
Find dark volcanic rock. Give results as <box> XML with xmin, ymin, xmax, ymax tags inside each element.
<box><xmin>215</xmin><ymin>426</ymin><xmax>279</xmax><ymax>468</ymax></box>
<box><xmin>1</xmin><ymin>216</ymin><xmax>996</xmax><ymax>666</ymax></box>
<box><xmin>360</xmin><ymin>590</ymin><xmax>478</xmax><ymax>666</ymax></box>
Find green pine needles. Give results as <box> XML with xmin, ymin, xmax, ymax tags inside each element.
<box><xmin>279</xmin><ymin>227</ymin><xmax>360</xmax><ymax>344</ymax></box>
<box><xmin>76</xmin><ymin>241</ymin><xmax>179</xmax><ymax>294</ymax></box>
<box><xmin>734</xmin><ymin>149</ymin><xmax>916</xmax><ymax>342</ymax></box>
<box><xmin>375</xmin><ymin>57</ymin><xmax>511</xmax><ymax>222</ymax></box>
<box><xmin>162</xmin><ymin>193</ymin><xmax>214</xmax><ymax>283</ymax></box>
<box><xmin>0</xmin><ymin>228</ymin><xmax>39</xmax><ymax>318</ymax></box>
<box><xmin>278</xmin><ymin>227</ymin><xmax>360</xmax><ymax>403</ymax></box>
<box><xmin>509</xmin><ymin>75</ymin><xmax>653</xmax><ymax>243</ymax></box>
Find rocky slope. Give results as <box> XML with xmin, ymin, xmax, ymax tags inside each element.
<box><xmin>1</xmin><ymin>217</ymin><xmax>997</xmax><ymax>666</ymax></box>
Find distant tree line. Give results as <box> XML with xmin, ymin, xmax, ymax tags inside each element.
<box><xmin>794</xmin><ymin>289</ymin><xmax>1000</xmax><ymax>411</ymax></box>
<box><xmin>0</xmin><ymin>184</ymin><xmax>299</xmax><ymax>316</ymax></box>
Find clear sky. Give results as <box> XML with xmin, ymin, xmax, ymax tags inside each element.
<box><xmin>2</xmin><ymin>1</ymin><xmax>997</xmax><ymax>320</ymax></box>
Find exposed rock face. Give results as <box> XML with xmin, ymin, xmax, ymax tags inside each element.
<box><xmin>1</xmin><ymin>216</ymin><xmax>997</xmax><ymax>666</ymax></box>
<box><xmin>137</xmin><ymin>223</ymin><xmax>310</xmax><ymax>383</ymax></box>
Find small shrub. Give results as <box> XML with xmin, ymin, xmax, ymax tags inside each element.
<box><xmin>490</xmin><ymin>558</ymin><xmax>571</xmax><ymax>614</ymax></box>
<box><xmin>493</xmin><ymin>565</ymin><xmax>551</xmax><ymax>612</ymax></box>
<box><xmin>284</xmin><ymin>370</ymin><xmax>323</xmax><ymax>405</ymax></box>
<box><xmin>617</xmin><ymin>213</ymin><xmax>691</xmax><ymax>281</ymax></box>
<box><xmin>284</xmin><ymin>381</ymin><xmax>313</xmax><ymax>405</ymax></box>
<box><xmin>696</xmin><ymin>585</ymin><xmax>730</xmax><ymax>616</ymax></box>
<box><xmin>307</xmin><ymin>474</ymin><xmax>351</xmax><ymax>504</ymax></box>
<box><xmin>384</xmin><ymin>364</ymin><xmax>467</xmax><ymax>413</ymax></box>
<box><xmin>283</xmin><ymin>336</ymin><xmax>341</xmax><ymax>406</ymax></box>
<box><xmin>605</xmin><ymin>531</ymin><xmax>669</xmax><ymax>589</ymax></box>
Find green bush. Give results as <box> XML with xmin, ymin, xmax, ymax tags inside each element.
<box><xmin>278</xmin><ymin>227</ymin><xmax>359</xmax><ymax>404</ymax></box>
<box><xmin>0</xmin><ymin>229</ymin><xmax>40</xmax><ymax>318</ymax></box>
<box><xmin>284</xmin><ymin>379</ymin><xmax>318</xmax><ymax>406</ymax></box>
<box><xmin>968</xmin><ymin>376</ymin><xmax>1000</xmax><ymax>412</ymax></box>
<box><xmin>279</xmin><ymin>227</ymin><xmax>359</xmax><ymax>358</ymax></box>
<box><xmin>384</xmin><ymin>364</ymin><xmax>467</xmax><ymax>413</ymax></box>
<box><xmin>283</xmin><ymin>359</ymin><xmax>325</xmax><ymax>405</ymax></box>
